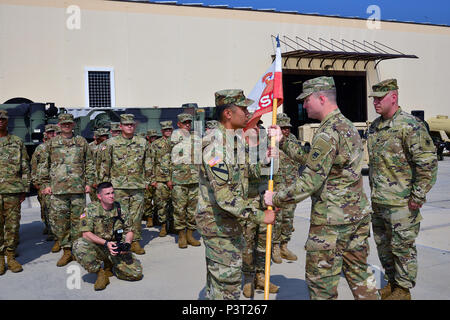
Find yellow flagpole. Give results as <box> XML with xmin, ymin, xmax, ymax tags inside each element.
<box><xmin>264</xmin><ymin>97</ymin><xmax>278</xmax><ymax>300</ymax></box>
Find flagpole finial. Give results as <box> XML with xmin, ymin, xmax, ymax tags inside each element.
<box><xmin>276</xmin><ymin>35</ymin><xmax>280</xmax><ymax>47</ymax></box>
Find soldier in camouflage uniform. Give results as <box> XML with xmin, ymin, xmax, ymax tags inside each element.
<box><xmin>272</xmin><ymin>115</ymin><xmax>300</xmax><ymax>263</ymax></box>
<box><xmin>0</xmin><ymin>109</ymin><xmax>30</xmax><ymax>274</ymax></box>
<box><xmin>205</xmin><ymin>120</ymin><xmax>219</xmax><ymax>133</ymax></box>
<box><xmin>367</xmin><ymin>79</ymin><xmax>438</xmax><ymax>300</ymax></box>
<box><xmin>88</xmin><ymin>127</ymin><xmax>109</xmax><ymax>203</ymax></box>
<box><xmin>241</xmin><ymin>124</ymin><xmax>279</xmax><ymax>298</ymax></box>
<box><xmin>151</xmin><ymin>121</ymin><xmax>174</xmax><ymax>237</ymax></box>
<box><xmin>73</xmin><ymin>182</ymin><xmax>143</xmax><ymax>291</ymax></box>
<box><xmin>98</xmin><ymin>114</ymin><xmax>152</xmax><ymax>255</ymax></box>
<box><xmin>196</xmin><ymin>89</ymin><xmax>275</xmax><ymax>300</ymax></box>
<box><xmin>265</xmin><ymin>77</ymin><xmax>379</xmax><ymax>300</ymax></box>
<box><xmin>31</xmin><ymin>124</ymin><xmax>59</xmax><ymax>251</ymax></box>
<box><xmin>110</xmin><ymin>122</ymin><xmax>122</xmax><ymax>137</ymax></box>
<box><xmin>143</xmin><ymin>129</ymin><xmax>159</xmax><ymax>228</ymax></box>
<box><xmin>39</xmin><ymin>113</ymin><xmax>95</xmax><ymax>267</ymax></box>
<box><xmin>171</xmin><ymin>113</ymin><xmax>201</xmax><ymax>248</ymax></box>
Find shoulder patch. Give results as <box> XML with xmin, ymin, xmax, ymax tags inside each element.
<box><xmin>210</xmin><ymin>161</ymin><xmax>229</xmax><ymax>184</ymax></box>
<box><xmin>306</xmin><ymin>135</ymin><xmax>334</xmax><ymax>172</ymax></box>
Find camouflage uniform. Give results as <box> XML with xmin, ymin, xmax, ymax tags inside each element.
<box><xmin>143</xmin><ymin>129</ymin><xmax>158</xmax><ymax>221</ymax></box>
<box><xmin>367</xmin><ymin>79</ymin><xmax>438</xmax><ymax>290</ymax></box>
<box><xmin>88</xmin><ymin>127</ymin><xmax>110</xmax><ymax>202</ymax></box>
<box><xmin>0</xmin><ymin>109</ymin><xmax>30</xmax><ymax>256</ymax></box>
<box><xmin>72</xmin><ymin>201</ymin><xmax>142</xmax><ymax>280</ymax></box>
<box><xmin>39</xmin><ymin>114</ymin><xmax>95</xmax><ymax>250</ymax></box>
<box><xmin>171</xmin><ymin>114</ymin><xmax>199</xmax><ymax>233</ymax></box>
<box><xmin>98</xmin><ymin>114</ymin><xmax>152</xmax><ymax>243</ymax></box>
<box><xmin>151</xmin><ymin>121</ymin><xmax>173</xmax><ymax>226</ymax></box>
<box><xmin>31</xmin><ymin>124</ymin><xmax>58</xmax><ymax>237</ymax></box>
<box><xmin>273</xmin><ymin>77</ymin><xmax>379</xmax><ymax>300</ymax></box>
<box><xmin>196</xmin><ymin>89</ymin><xmax>266</xmax><ymax>300</ymax></box>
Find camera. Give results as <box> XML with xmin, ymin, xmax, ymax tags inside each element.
<box><xmin>113</xmin><ymin>228</ymin><xmax>133</xmax><ymax>265</ymax></box>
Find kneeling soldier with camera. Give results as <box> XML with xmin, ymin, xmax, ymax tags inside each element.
<box><xmin>72</xmin><ymin>182</ymin><xmax>143</xmax><ymax>291</ymax></box>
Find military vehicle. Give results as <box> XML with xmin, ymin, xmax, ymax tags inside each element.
<box><xmin>0</xmin><ymin>101</ymin><xmax>216</xmax><ymax>157</ymax></box>
<box><xmin>426</xmin><ymin>115</ymin><xmax>450</xmax><ymax>161</ymax></box>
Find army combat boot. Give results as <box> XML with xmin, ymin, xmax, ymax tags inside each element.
<box><xmin>103</xmin><ymin>259</ymin><xmax>114</xmax><ymax>277</ymax></box>
<box><xmin>146</xmin><ymin>217</ymin><xmax>154</xmax><ymax>228</ymax></box>
<box><xmin>6</xmin><ymin>251</ymin><xmax>23</xmax><ymax>273</ymax></box>
<box><xmin>159</xmin><ymin>224</ymin><xmax>167</xmax><ymax>237</ymax></box>
<box><xmin>56</xmin><ymin>248</ymin><xmax>73</xmax><ymax>267</ymax></box>
<box><xmin>385</xmin><ymin>285</ymin><xmax>411</xmax><ymax>300</ymax></box>
<box><xmin>280</xmin><ymin>242</ymin><xmax>298</xmax><ymax>261</ymax></box>
<box><xmin>0</xmin><ymin>255</ymin><xmax>6</xmax><ymax>275</ymax></box>
<box><xmin>242</xmin><ymin>273</ymin><xmax>255</xmax><ymax>298</ymax></box>
<box><xmin>131</xmin><ymin>241</ymin><xmax>145</xmax><ymax>255</ymax></box>
<box><xmin>255</xmin><ymin>272</ymin><xmax>279</xmax><ymax>293</ymax></box>
<box><xmin>379</xmin><ymin>282</ymin><xmax>393</xmax><ymax>300</ymax></box>
<box><xmin>186</xmin><ymin>229</ymin><xmax>201</xmax><ymax>246</ymax></box>
<box><xmin>51</xmin><ymin>240</ymin><xmax>61</xmax><ymax>253</ymax></box>
<box><xmin>94</xmin><ymin>268</ymin><xmax>110</xmax><ymax>291</ymax></box>
<box><xmin>271</xmin><ymin>243</ymin><xmax>282</xmax><ymax>264</ymax></box>
<box><xmin>178</xmin><ymin>230</ymin><xmax>187</xmax><ymax>249</ymax></box>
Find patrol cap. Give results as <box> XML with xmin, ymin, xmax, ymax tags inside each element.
<box><xmin>277</xmin><ymin>117</ymin><xmax>292</xmax><ymax>128</ymax></box>
<box><xmin>58</xmin><ymin>113</ymin><xmax>75</xmax><ymax>124</ymax></box>
<box><xmin>110</xmin><ymin>122</ymin><xmax>121</xmax><ymax>131</ymax></box>
<box><xmin>278</xmin><ymin>113</ymin><xmax>289</xmax><ymax>119</ymax></box>
<box><xmin>96</xmin><ymin>127</ymin><xmax>110</xmax><ymax>137</ymax></box>
<box><xmin>160</xmin><ymin>120</ymin><xmax>173</xmax><ymax>130</ymax></box>
<box><xmin>44</xmin><ymin>124</ymin><xmax>57</xmax><ymax>132</ymax></box>
<box><xmin>369</xmin><ymin>79</ymin><xmax>399</xmax><ymax>98</ymax></box>
<box><xmin>215</xmin><ymin>89</ymin><xmax>254</xmax><ymax>108</ymax></box>
<box><xmin>0</xmin><ymin>110</ymin><xmax>8</xmax><ymax>119</ymax></box>
<box><xmin>296</xmin><ymin>76</ymin><xmax>336</xmax><ymax>100</ymax></box>
<box><xmin>120</xmin><ymin>114</ymin><xmax>135</xmax><ymax>125</ymax></box>
<box><xmin>177</xmin><ymin>113</ymin><xmax>193</xmax><ymax>123</ymax></box>
<box><xmin>146</xmin><ymin>129</ymin><xmax>158</xmax><ymax>137</ymax></box>
<box><xmin>181</xmin><ymin>103</ymin><xmax>198</xmax><ymax>109</ymax></box>
<box><xmin>205</xmin><ymin>120</ymin><xmax>219</xmax><ymax>129</ymax></box>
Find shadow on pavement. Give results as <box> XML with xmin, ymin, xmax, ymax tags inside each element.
<box><xmin>16</xmin><ymin>220</ymin><xmax>54</xmax><ymax>265</ymax></box>
<box><xmin>271</xmin><ymin>275</ymin><xmax>309</xmax><ymax>300</ymax></box>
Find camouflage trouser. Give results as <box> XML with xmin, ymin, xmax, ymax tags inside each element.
<box><xmin>155</xmin><ymin>182</ymin><xmax>172</xmax><ymax>224</ymax></box>
<box><xmin>172</xmin><ymin>184</ymin><xmax>198</xmax><ymax>231</ymax></box>
<box><xmin>0</xmin><ymin>194</ymin><xmax>21</xmax><ymax>254</ymax></box>
<box><xmin>371</xmin><ymin>203</ymin><xmax>422</xmax><ymax>289</ymax></box>
<box><xmin>280</xmin><ymin>205</ymin><xmax>296</xmax><ymax>243</ymax></box>
<box><xmin>143</xmin><ymin>186</ymin><xmax>155</xmax><ymax>219</ymax></box>
<box><xmin>49</xmin><ymin>194</ymin><xmax>86</xmax><ymax>249</ymax></box>
<box><xmin>72</xmin><ymin>237</ymin><xmax>143</xmax><ymax>281</ymax></box>
<box><xmin>206</xmin><ymin>258</ymin><xmax>241</xmax><ymax>300</ymax></box>
<box><xmin>114</xmin><ymin>189</ymin><xmax>144</xmax><ymax>241</ymax></box>
<box><xmin>42</xmin><ymin>193</ymin><xmax>55</xmax><ymax>237</ymax></box>
<box><xmin>304</xmin><ymin>215</ymin><xmax>379</xmax><ymax>300</ymax></box>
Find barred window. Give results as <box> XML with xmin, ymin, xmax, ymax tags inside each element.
<box><xmin>85</xmin><ymin>68</ymin><xmax>115</xmax><ymax>108</ymax></box>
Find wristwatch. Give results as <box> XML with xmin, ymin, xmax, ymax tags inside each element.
<box><xmin>103</xmin><ymin>240</ymin><xmax>109</xmax><ymax>248</ymax></box>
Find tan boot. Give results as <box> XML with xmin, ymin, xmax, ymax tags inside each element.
<box><xmin>242</xmin><ymin>273</ymin><xmax>255</xmax><ymax>298</ymax></box>
<box><xmin>6</xmin><ymin>251</ymin><xmax>23</xmax><ymax>273</ymax></box>
<box><xmin>159</xmin><ymin>224</ymin><xmax>167</xmax><ymax>237</ymax></box>
<box><xmin>94</xmin><ymin>268</ymin><xmax>110</xmax><ymax>291</ymax></box>
<box><xmin>280</xmin><ymin>242</ymin><xmax>298</xmax><ymax>261</ymax></box>
<box><xmin>271</xmin><ymin>243</ymin><xmax>282</xmax><ymax>264</ymax></box>
<box><xmin>146</xmin><ymin>217</ymin><xmax>154</xmax><ymax>228</ymax></box>
<box><xmin>56</xmin><ymin>248</ymin><xmax>73</xmax><ymax>267</ymax></box>
<box><xmin>379</xmin><ymin>282</ymin><xmax>393</xmax><ymax>300</ymax></box>
<box><xmin>0</xmin><ymin>255</ymin><xmax>6</xmax><ymax>275</ymax></box>
<box><xmin>103</xmin><ymin>259</ymin><xmax>114</xmax><ymax>278</ymax></box>
<box><xmin>51</xmin><ymin>240</ymin><xmax>61</xmax><ymax>253</ymax></box>
<box><xmin>255</xmin><ymin>272</ymin><xmax>279</xmax><ymax>293</ymax></box>
<box><xmin>186</xmin><ymin>229</ymin><xmax>201</xmax><ymax>247</ymax></box>
<box><xmin>130</xmin><ymin>241</ymin><xmax>145</xmax><ymax>255</ymax></box>
<box><xmin>178</xmin><ymin>230</ymin><xmax>187</xmax><ymax>249</ymax></box>
<box><xmin>385</xmin><ymin>285</ymin><xmax>411</xmax><ymax>300</ymax></box>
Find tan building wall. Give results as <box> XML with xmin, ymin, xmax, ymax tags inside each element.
<box><xmin>0</xmin><ymin>0</ymin><xmax>449</xmax><ymax>122</ymax></box>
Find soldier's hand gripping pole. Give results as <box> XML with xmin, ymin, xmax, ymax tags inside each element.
<box><xmin>264</xmin><ymin>98</ymin><xmax>278</xmax><ymax>300</ymax></box>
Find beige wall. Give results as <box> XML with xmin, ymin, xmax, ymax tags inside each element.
<box><xmin>0</xmin><ymin>0</ymin><xmax>449</xmax><ymax>122</ymax></box>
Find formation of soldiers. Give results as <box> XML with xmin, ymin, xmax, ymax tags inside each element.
<box><xmin>0</xmin><ymin>76</ymin><xmax>438</xmax><ymax>300</ymax></box>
